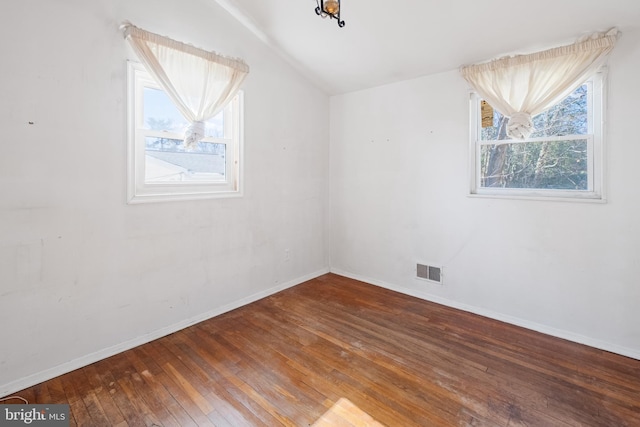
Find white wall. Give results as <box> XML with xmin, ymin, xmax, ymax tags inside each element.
<box><xmin>330</xmin><ymin>30</ymin><xmax>640</xmax><ymax>359</ymax></box>
<box><xmin>0</xmin><ymin>0</ymin><xmax>329</xmax><ymax>394</ymax></box>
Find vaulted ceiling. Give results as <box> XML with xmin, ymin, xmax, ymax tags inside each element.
<box><xmin>211</xmin><ymin>0</ymin><xmax>640</xmax><ymax>95</ymax></box>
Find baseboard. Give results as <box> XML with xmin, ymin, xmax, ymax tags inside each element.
<box><xmin>0</xmin><ymin>268</ymin><xmax>330</xmax><ymax>398</ymax></box>
<box><xmin>330</xmin><ymin>269</ymin><xmax>640</xmax><ymax>361</ymax></box>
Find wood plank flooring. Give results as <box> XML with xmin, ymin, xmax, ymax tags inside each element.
<box><xmin>2</xmin><ymin>273</ymin><xmax>640</xmax><ymax>426</ymax></box>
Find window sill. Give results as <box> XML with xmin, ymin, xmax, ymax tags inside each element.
<box><xmin>468</xmin><ymin>191</ymin><xmax>606</xmax><ymax>204</ymax></box>
<box><xmin>127</xmin><ymin>189</ymin><xmax>243</xmax><ymax>204</ymax></box>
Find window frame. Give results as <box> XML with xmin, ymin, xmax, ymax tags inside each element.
<box><xmin>468</xmin><ymin>71</ymin><xmax>605</xmax><ymax>202</ymax></box>
<box><xmin>126</xmin><ymin>61</ymin><xmax>243</xmax><ymax>204</ymax></box>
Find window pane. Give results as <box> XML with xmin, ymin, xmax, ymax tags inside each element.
<box><xmin>144</xmin><ymin>137</ymin><xmax>226</xmax><ymax>183</ymax></box>
<box><xmin>480</xmin><ymin>85</ymin><xmax>588</xmax><ymax>141</ymax></box>
<box><xmin>143</xmin><ymin>87</ymin><xmax>226</xmax><ymax>137</ymax></box>
<box><xmin>143</xmin><ymin>87</ymin><xmax>188</xmax><ymax>133</ymax></box>
<box><xmin>205</xmin><ymin>110</ymin><xmax>225</xmax><ymax>138</ymax></box>
<box><xmin>531</xmin><ymin>85</ymin><xmax>588</xmax><ymax>138</ymax></box>
<box><xmin>480</xmin><ymin>140</ymin><xmax>588</xmax><ymax>190</ymax></box>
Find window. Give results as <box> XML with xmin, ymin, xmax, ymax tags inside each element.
<box><xmin>127</xmin><ymin>62</ymin><xmax>243</xmax><ymax>203</ymax></box>
<box><xmin>469</xmin><ymin>73</ymin><xmax>604</xmax><ymax>200</ymax></box>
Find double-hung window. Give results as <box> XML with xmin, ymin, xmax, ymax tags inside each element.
<box><xmin>127</xmin><ymin>62</ymin><xmax>243</xmax><ymax>203</ymax></box>
<box><xmin>469</xmin><ymin>72</ymin><xmax>604</xmax><ymax>200</ymax></box>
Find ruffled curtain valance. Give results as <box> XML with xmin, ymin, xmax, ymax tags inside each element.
<box><xmin>460</xmin><ymin>28</ymin><xmax>618</xmax><ymax>139</ymax></box>
<box><xmin>121</xmin><ymin>23</ymin><xmax>249</xmax><ymax>149</ymax></box>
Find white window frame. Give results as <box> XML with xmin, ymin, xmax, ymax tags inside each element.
<box><xmin>126</xmin><ymin>62</ymin><xmax>243</xmax><ymax>204</ymax></box>
<box><xmin>468</xmin><ymin>72</ymin><xmax>605</xmax><ymax>202</ymax></box>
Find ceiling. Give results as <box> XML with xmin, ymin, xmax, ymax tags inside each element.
<box><xmin>211</xmin><ymin>0</ymin><xmax>640</xmax><ymax>95</ymax></box>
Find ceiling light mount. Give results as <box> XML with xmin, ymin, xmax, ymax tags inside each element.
<box><xmin>315</xmin><ymin>0</ymin><xmax>345</xmax><ymax>28</ymax></box>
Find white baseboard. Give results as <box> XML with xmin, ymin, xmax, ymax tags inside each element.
<box><xmin>331</xmin><ymin>268</ymin><xmax>640</xmax><ymax>361</ymax></box>
<box><xmin>0</xmin><ymin>268</ymin><xmax>330</xmax><ymax>397</ymax></box>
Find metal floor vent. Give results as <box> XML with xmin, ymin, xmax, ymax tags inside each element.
<box><xmin>417</xmin><ymin>263</ymin><xmax>442</xmax><ymax>284</ymax></box>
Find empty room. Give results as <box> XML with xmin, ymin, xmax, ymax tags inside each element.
<box><xmin>1</xmin><ymin>0</ymin><xmax>640</xmax><ymax>425</ymax></box>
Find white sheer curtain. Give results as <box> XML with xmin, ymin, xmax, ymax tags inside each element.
<box><xmin>460</xmin><ymin>29</ymin><xmax>618</xmax><ymax>139</ymax></box>
<box><xmin>122</xmin><ymin>23</ymin><xmax>249</xmax><ymax>149</ymax></box>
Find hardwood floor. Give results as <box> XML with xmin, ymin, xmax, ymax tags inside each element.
<box><xmin>2</xmin><ymin>273</ymin><xmax>640</xmax><ymax>426</ymax></box>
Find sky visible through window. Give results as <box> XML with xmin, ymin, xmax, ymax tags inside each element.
<box><xmin>143</xmin><ymin>87</ymin><xmax>225</xmax><ymax>138</ymax></box>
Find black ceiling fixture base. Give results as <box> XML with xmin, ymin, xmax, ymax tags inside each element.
<box><xmin>315</xmin><ymin>0</ymin><xmax>345</xmax><ymax>28</ymax></box>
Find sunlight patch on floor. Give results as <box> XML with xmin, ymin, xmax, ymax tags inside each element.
<box><xmin>312</xmin><ymin>397</ymin><xmax>385</xmax><ymax>426</ymax></box>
